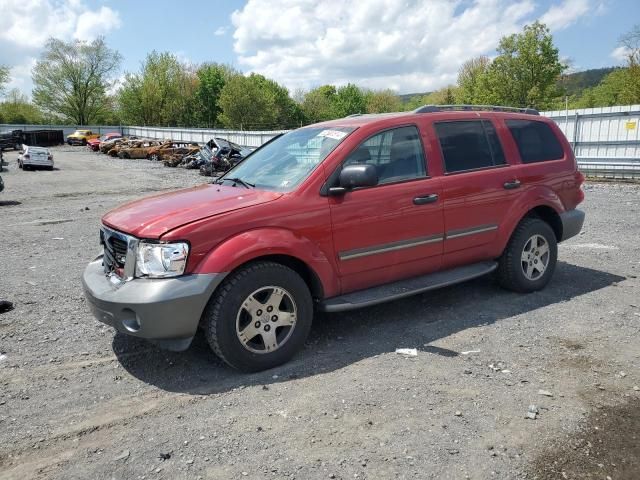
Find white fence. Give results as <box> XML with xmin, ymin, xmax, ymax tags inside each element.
<box><xmin>541</xmin><ymin>105</ymin><xmax>640</xmax><ymax>162</ymax></box>
<box><xmin>121</xmin><ymin>126</ymin><xmax>287</xmax><ymax>148</ymax></box>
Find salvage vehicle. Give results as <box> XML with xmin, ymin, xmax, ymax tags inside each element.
<box><xmin>0</xmin><ymin>129</ymin><xmax>24</xmax><ymax>150</ymax></box>
<box><xmin>88</xmin><ymin>132</ymin><xmax>122</xmax><ymax>151</ymax></box>
<box><xmin>108</xmin><ymin>139</ymin><xmax>146</xmax><ymax>157</ymax></box>
<box><xmin>83</xmin><ymin>105</ymin><xmax>585</xmax><ymax>372</ymax></box>
<box><xmin>67</xmin><ymin>129</ymin><xmax>100</xmax><ymax>146</ymax></box>
<box><xmin>145</xmin><ymin>141</ymin><xmax>200</xmax><ymax>161</ymax></box>
<box><xmin>18</xmin><ymin>145</ymin><xmax>54</xmax><ymax>170</ymax></box>
<box><xmin>117</xmin><ymin>140</ymin><xmax>165</xmax><ymax>159</ymax></box>
<box><xmin>198</xmin><ymin>137</ymin><xmax>255</xmax><ymax>175</ymax></box>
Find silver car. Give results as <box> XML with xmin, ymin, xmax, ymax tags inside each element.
<box><xmin>18</xmin><ymin>145</ymin><xmax>54</xmax><ymax>171</ymax></box>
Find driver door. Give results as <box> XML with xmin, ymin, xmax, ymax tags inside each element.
<box><xmin>329</xmin><ymin>125</ymin><xmax>444</xmax><ymax>293</ymax></box>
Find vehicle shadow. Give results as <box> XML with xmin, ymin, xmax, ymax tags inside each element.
<box><xmin>113</xmin><ymin>261</ymin><xmax>625</xmax><ymax>395</ymax></box>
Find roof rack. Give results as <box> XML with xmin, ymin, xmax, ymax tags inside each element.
<box><xmin>413</xmin><ymin>104</ymin><xmax>539</xmax><ymax>115</ymax></box>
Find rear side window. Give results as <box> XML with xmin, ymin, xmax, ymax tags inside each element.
<box><xmin>434</xmin><ymin>120</ymin><xmax>506</xmax><ymax>173</ymax></box>
<box><xmin>506</xmin><ymin>120</ymin><xmax>564</xmax><ymax>163</ymax></box>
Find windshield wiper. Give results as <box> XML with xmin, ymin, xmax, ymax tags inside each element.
<box><xmin>216</xmin><ymin>177</ymin><xmax>255</xmax><ymax>189</ymax></box>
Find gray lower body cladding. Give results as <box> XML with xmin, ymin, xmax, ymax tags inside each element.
<box><xmin>559</xmin><ymin>209</ymin><xmax>585</xmax><ymax>242</ymax></box>
<box><xmin>82</xmin><ymin>258</ymin><xmax>226</xmax><ymax>351</ymax></box>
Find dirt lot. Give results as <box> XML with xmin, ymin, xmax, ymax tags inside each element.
<box><xmin>0</xmin><ymin>146</ymin><xmax>638</xmax><ymax>480</ymax></box>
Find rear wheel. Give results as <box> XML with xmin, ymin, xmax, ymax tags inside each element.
<box><xmin>203</xmin><ymin>261</ymin><xmax>313</xmax><ymax>372</ymax></box>
<box><xmin>497</xmin><ymin>217</ymin><xmax>557</xmax><ymax>293</ymax></box>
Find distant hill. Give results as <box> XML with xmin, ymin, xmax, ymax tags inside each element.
<box><xmin>560</xmin><ymin>67</ymin><xmax>618</xmax><ymax>95</ymax></box>
<box><xmin>399</xmin><ymin>92</ymin><xmax>430</xmax><ymax>103</ymax></box>
<box><xmin>397</xmin><ymin>67</ymin><xmax>617</xmax><ymax>103</ymax></box>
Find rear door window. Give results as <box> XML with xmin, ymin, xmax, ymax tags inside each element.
<box><xmin>506</xmin><ymin>120</ymin><xmax>564</xmax><ymax>163</ymax></box>
<box><xmin>434</xmin><ymin>120</ymin><xmax>506</xmax><ymax>173</ymax></box>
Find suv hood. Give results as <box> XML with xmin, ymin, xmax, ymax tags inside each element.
<box><xmin>102</xmin><ymin>184</ymin><xmax>282</xmax><ymax>238</ymax></box>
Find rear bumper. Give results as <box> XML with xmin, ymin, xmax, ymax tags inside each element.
<box><xmin>82</xmin><ymin>257</ymin><xmax>226</xmax><ymax>351</ymax></box>
<box><xmin>560</xmin><ymin>209</ymin><xmax>585</xmax><ymax>242</ymax></box>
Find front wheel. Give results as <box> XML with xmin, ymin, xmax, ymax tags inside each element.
<box><xmin>497</xmin><ymin>217</ymin><xmax>557</xmax><ymax>293</ymax></box>
<box><xmin>203</xmin><ymin>262</ymin><xmax>313</xmax><ymax>372</ymax></box>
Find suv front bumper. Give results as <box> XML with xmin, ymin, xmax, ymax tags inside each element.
<box><xmin>82</xmin><ymin>257</ymin><xmax>225</xmax><ymax>351</ymax></box>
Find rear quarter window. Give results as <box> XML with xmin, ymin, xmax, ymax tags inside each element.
<box><xmin>506</xmin><ymin>119</ymin><xmax>564</xmax><ymax>163</ymax></box>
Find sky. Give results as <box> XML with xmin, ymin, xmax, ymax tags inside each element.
<box><xmin>0</xmin><ymin>0</ymin><xmax>639</xmax><ymax>97</ymax></box>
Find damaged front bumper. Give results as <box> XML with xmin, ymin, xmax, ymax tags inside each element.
<box><xmin>82</xmin><ymin>256</ymin><xmax>225</xmax><ymax>351</ymax></box>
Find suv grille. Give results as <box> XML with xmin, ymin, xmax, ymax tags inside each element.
<box><xmin>100</xmin><ymin>227</ymin><xmax>130</xmax><ymax>275</ymax></box>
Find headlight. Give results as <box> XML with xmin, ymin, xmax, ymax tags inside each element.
<box><xmin>135</xmin><ymin>242</ymin><xmax>189</xmax><ymax>278</ymax></box>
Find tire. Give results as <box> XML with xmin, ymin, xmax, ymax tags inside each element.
<box><xmin>497</xmin><ymin>217</ymin><xmax>558</xmax><ymax>293</ymax></box>
<box><xmin>18</xmin><ymin>161</ymin><xmax>22</xmax><ymax>169</ymax></box>
<box><xmin>203</xmin><ymin>261</ymin><xmax>313</xmax><ymax>372</ymax></box>
<box><xmin>149</xmin><ymin>153</ymin><xmax>160</xmax><ymax>161</ymax></box>
<box><xmin>82</xmin><ymin>139</ymin><xmax>87</xmax><ymax>146</ymax></box>
<box><xmin>67</xmin><ymin>140</ymin><xmax>72</xmax><ymax>146</ymax></box>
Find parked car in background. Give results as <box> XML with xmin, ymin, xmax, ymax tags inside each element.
<box><xmin>83</xmin><ymin>105</ymin><xmax>585</xmax><ymax>372</ymax></box>
<box><xmin>67</xmin><ymin>130</ymin><xmax>100</xmax><ymax>146</ymax></box>
<box><xmin>18</xmin><ymin>145</ymin><xmax>54</xmax><ymax>170</ymax></box>
<box><xmin>145</xmin><ymin>141</ymin><xmax>200</xmax><ymax>161</ymax></box>
<box><xmin>0</xmin><ymin>129</ymin><xmax>24</xmax><ymax>151</ymax></box>
<box><xmin>88</xmin><ymin>132</ymin><xmax>122</xmax><ymax>151</ymax></box>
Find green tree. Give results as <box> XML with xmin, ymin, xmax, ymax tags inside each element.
<box><xmin>0</xmin><ymin>65</ymin><xmax>9</xmax><ymax>97</ymax></box>
<box><xmin>456</xmin><ymin>56</ymin><xmax>491</xmax><ymax>104</ymax></box>
<box><xmin>218</xmin><ymin>73</ymin><xmax>302</xmax><ymax>129</ymax></box>
<box><xmin>32</xmin><ymin>37</ymin><xmax>122</xmax><ymax>124</ymax></box>
<box><xmin>365</xmin><ymin>89</ymin><xmax>402</xmax><ymax>113</ymax></box>
<box><xmin>332</xmin><ymin>83</ymin><xmax>366</xmax><ymax>117</ymax></box>
<box><xmin>484</xmin><ymin>21</ymin><xmax>566</xmax><ymax>109</ymax></box>
<box><xmin>118</xmin><ymin>51</ymin><xmax>195</xmax><ymax>126</ymax></box>
<box><xmin>301</xmin><ymin>85</ymin><xmax>337</xmax><ymax>122</ymax></box>
<box><xmin>195</xmin><ymin>63</ymin><xmax>235</xmax><ymax>127</ymax></box>
<box><xmin>0</xmin><ymin>88</ymin><xmax>44</xmax><ymax>124</ymax></box>
<box><xmin>617</xmin><ymin>24</ymin><xmax>640</xmax><ymax>104</ymax></box>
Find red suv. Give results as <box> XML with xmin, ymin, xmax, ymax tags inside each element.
<box><xmin>83</xmin><ymin>106</ymin><xmax>585</xmax><ymax>372</ymax></box>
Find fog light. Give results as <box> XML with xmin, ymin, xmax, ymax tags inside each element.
<box><xmin>121</xmin><ymin>309</ymin><xmax>140</xmax><ymax>332</ymax></box>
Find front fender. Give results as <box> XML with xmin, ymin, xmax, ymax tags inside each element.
<box><xmin>495</xmin><ymin>185</ymin><xmax>565</xmax><ymax>255</ymax></box>
<box><xmin>192</xmin><ymin>228</ymin><xmax>340</xmax><ymax>298</ymax></box>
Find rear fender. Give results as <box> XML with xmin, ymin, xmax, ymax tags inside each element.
<box><xmin>192</xmin><ymin>228</ymin><xmax>339</xmax><ymax>298</ymax></box>
<box><xmin>495</xmin><ymin>186</ymin><xmax>564</xmax><ymax>255</ymax></box>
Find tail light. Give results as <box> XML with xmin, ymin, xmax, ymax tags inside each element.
<box><xmin>48</xmin><ymin>154</ymin><xmax>53</xmax><ymax>161</ymax></box>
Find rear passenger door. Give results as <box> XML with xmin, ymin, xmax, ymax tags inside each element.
<box><xmin>433</xmin><ymin>119</ymin><xmax>521</xmax><ymax>266</ymax></box>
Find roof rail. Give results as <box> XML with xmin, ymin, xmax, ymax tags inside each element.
<box><xmin>346</xmin><ymin>113</ymin><xmax>363</xmax><ymax>117</ymax></box>
<box><xmin>413</xmin><ymin>104</ymin><xmax>539</xmax><ymax>115</ymax></box>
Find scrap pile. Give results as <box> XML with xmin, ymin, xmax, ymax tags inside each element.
<box><xmin>91</xmin><ymin>136</ymin><xmax>252</xmax><ymax>175</ymax></box>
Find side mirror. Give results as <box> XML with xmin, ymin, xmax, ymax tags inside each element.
<box><xmin>329</xmin><ymin>164</ymin><xmax>378</xmax><ymax>195</ymax></box>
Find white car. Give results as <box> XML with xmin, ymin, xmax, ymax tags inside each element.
<box><xmin>18</xmin><ymin>145</ymin><xmax>54</xmax><ymax>171</ymax></box>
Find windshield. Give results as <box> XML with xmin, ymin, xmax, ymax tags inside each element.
<box><xmin>219</xmin><ymin>126</ymin><xmax>355</xmax><ymax>191</ymax></box>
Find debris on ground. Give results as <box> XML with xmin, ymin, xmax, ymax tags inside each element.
<box><xmin>395</xmin><ymin>348</ymin><xmax>418</xmax><ymax>357</ymax></box>
<box><xmin>526</xmin><ymin>405</ymin><xmax>539</xmax><ymax>420</ymax></box>
<box><xmin>538</xmin><ymin>390</ymin><xmax>554</xmax><ymax>397</ymax></box>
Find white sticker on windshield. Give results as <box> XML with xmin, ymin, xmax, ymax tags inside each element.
<box><xmin>318</xmin><ymin>129</ymin><xmax>347</xmax><ymax>140</ymax></box>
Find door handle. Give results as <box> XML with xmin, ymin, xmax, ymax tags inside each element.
<box><xmin>413</xmin><ymin>194</ymin><xmax>439</xmax><ymax>205</ymax></box>
<box><xmin>503</xmin><ymin>180</ymin><xmax>521</xmax><ymax>190</ymax></box>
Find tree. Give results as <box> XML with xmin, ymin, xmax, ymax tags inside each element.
<box><xmin>301</xmin><ymin>85</ymin><xmax>337</xmax><ymax>122</ymax></box>
<box><xmin>365</xmin><ymin>89</ymin><xmax>402</xmax><ymax>113</ymax></box>
<box><xmin>195</xmin><ymin>63</ymin><xmax>235</xmax><ymax>127</ymax></box>
<box><xmin>0</xmin><ymin>65</ymin><xmax>9</xmax><ymax>97</ymax></box>
<box><xmin>332</xmin><ymin>83</ymin><xmax>366</xmax><ymax>117</ymax></box>
<box><xmin>0</xmin><ymin>88</ymin><xmax>44</xmax><ymax>124</ymax></box>
<box><xmin>218</xmin><ymin>73</ymin><xmax>303</xmax><ymax>129</ymax></box>
<box><xmin>456</xmin><ymin>56</ymin><xmax>491</xmax><ymax>104</ymax></box>
<box><xmin>118</xmin><ymin>51</ymin><xmax>196</xmax><ymax>126</ymax></box>
<box><xmin>484</xmin><ymin>22</ymin><xmax>566</xmax><ymax>109</ymax></box>
<box><xmin>32</xmin><ymin>37</ymin><xmax>122</xmax><ymax>124</ymax></box>
<box><xmin>617</xmin><ymin>25</ymin><xmax>640</xmax><ymax>104</ymax></box>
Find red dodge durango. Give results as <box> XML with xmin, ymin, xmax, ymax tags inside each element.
<box><xmin>82</xmin><ymin>105</ymin><xmax>585</xmax><ymax>372</ymax></box>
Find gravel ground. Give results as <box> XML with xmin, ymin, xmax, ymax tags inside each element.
<box><xmin>0</xmin><ymin>146</ymin><xmax>638</xmax><ymax>480</ymax></box>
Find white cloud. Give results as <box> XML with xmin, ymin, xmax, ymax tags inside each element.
<box><xmin>230</xmin><ymin>0</ymin><xmax>595</xmax><ymax>94</ymax></box>
<box><xmin>539</xmin><ymin>0</ymin><xmax>590</xmax><ymax>31</ymax></box>
<box><xmin>611</xmin><ymin>46</ymin><xmax>630</xmax><ymax>63</ymax></box>
<box><xmin>214</xmin><ymin>26</ymin><xmax>228</xmax><ymax>36</ymax></box>
<box><xmin>75</xmin><ymin>6</ymin><xmax>122</xmax><ymax>41</ymax></box>
<box><xmin>0</xmin><ymin>0</ymin><xmax>121</xmax><ymax>96</ymax></box>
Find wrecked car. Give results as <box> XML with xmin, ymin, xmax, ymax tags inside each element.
<box><xmin>197</xmin><ymin>138</ymin><xmax>254</xmax><ymax>176</ymax></box>
<box><xmin>88</xmin><ymin>132</ymin><xmax>122</xmax><ymax>152</ymax></box>
<box><xmin>67</xmin><ymin>130</ymin><xmax>100</xmax><ymax>146</ymax></box>
<box><xmin>0</xmin><ymin>129</ymin><xmax>24</xmax><ymax>151</ymax></box>
<box><xmin>146</xmin><ymin>141</ymin><xmax>200</xmax><ymax>161</ymax></box>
